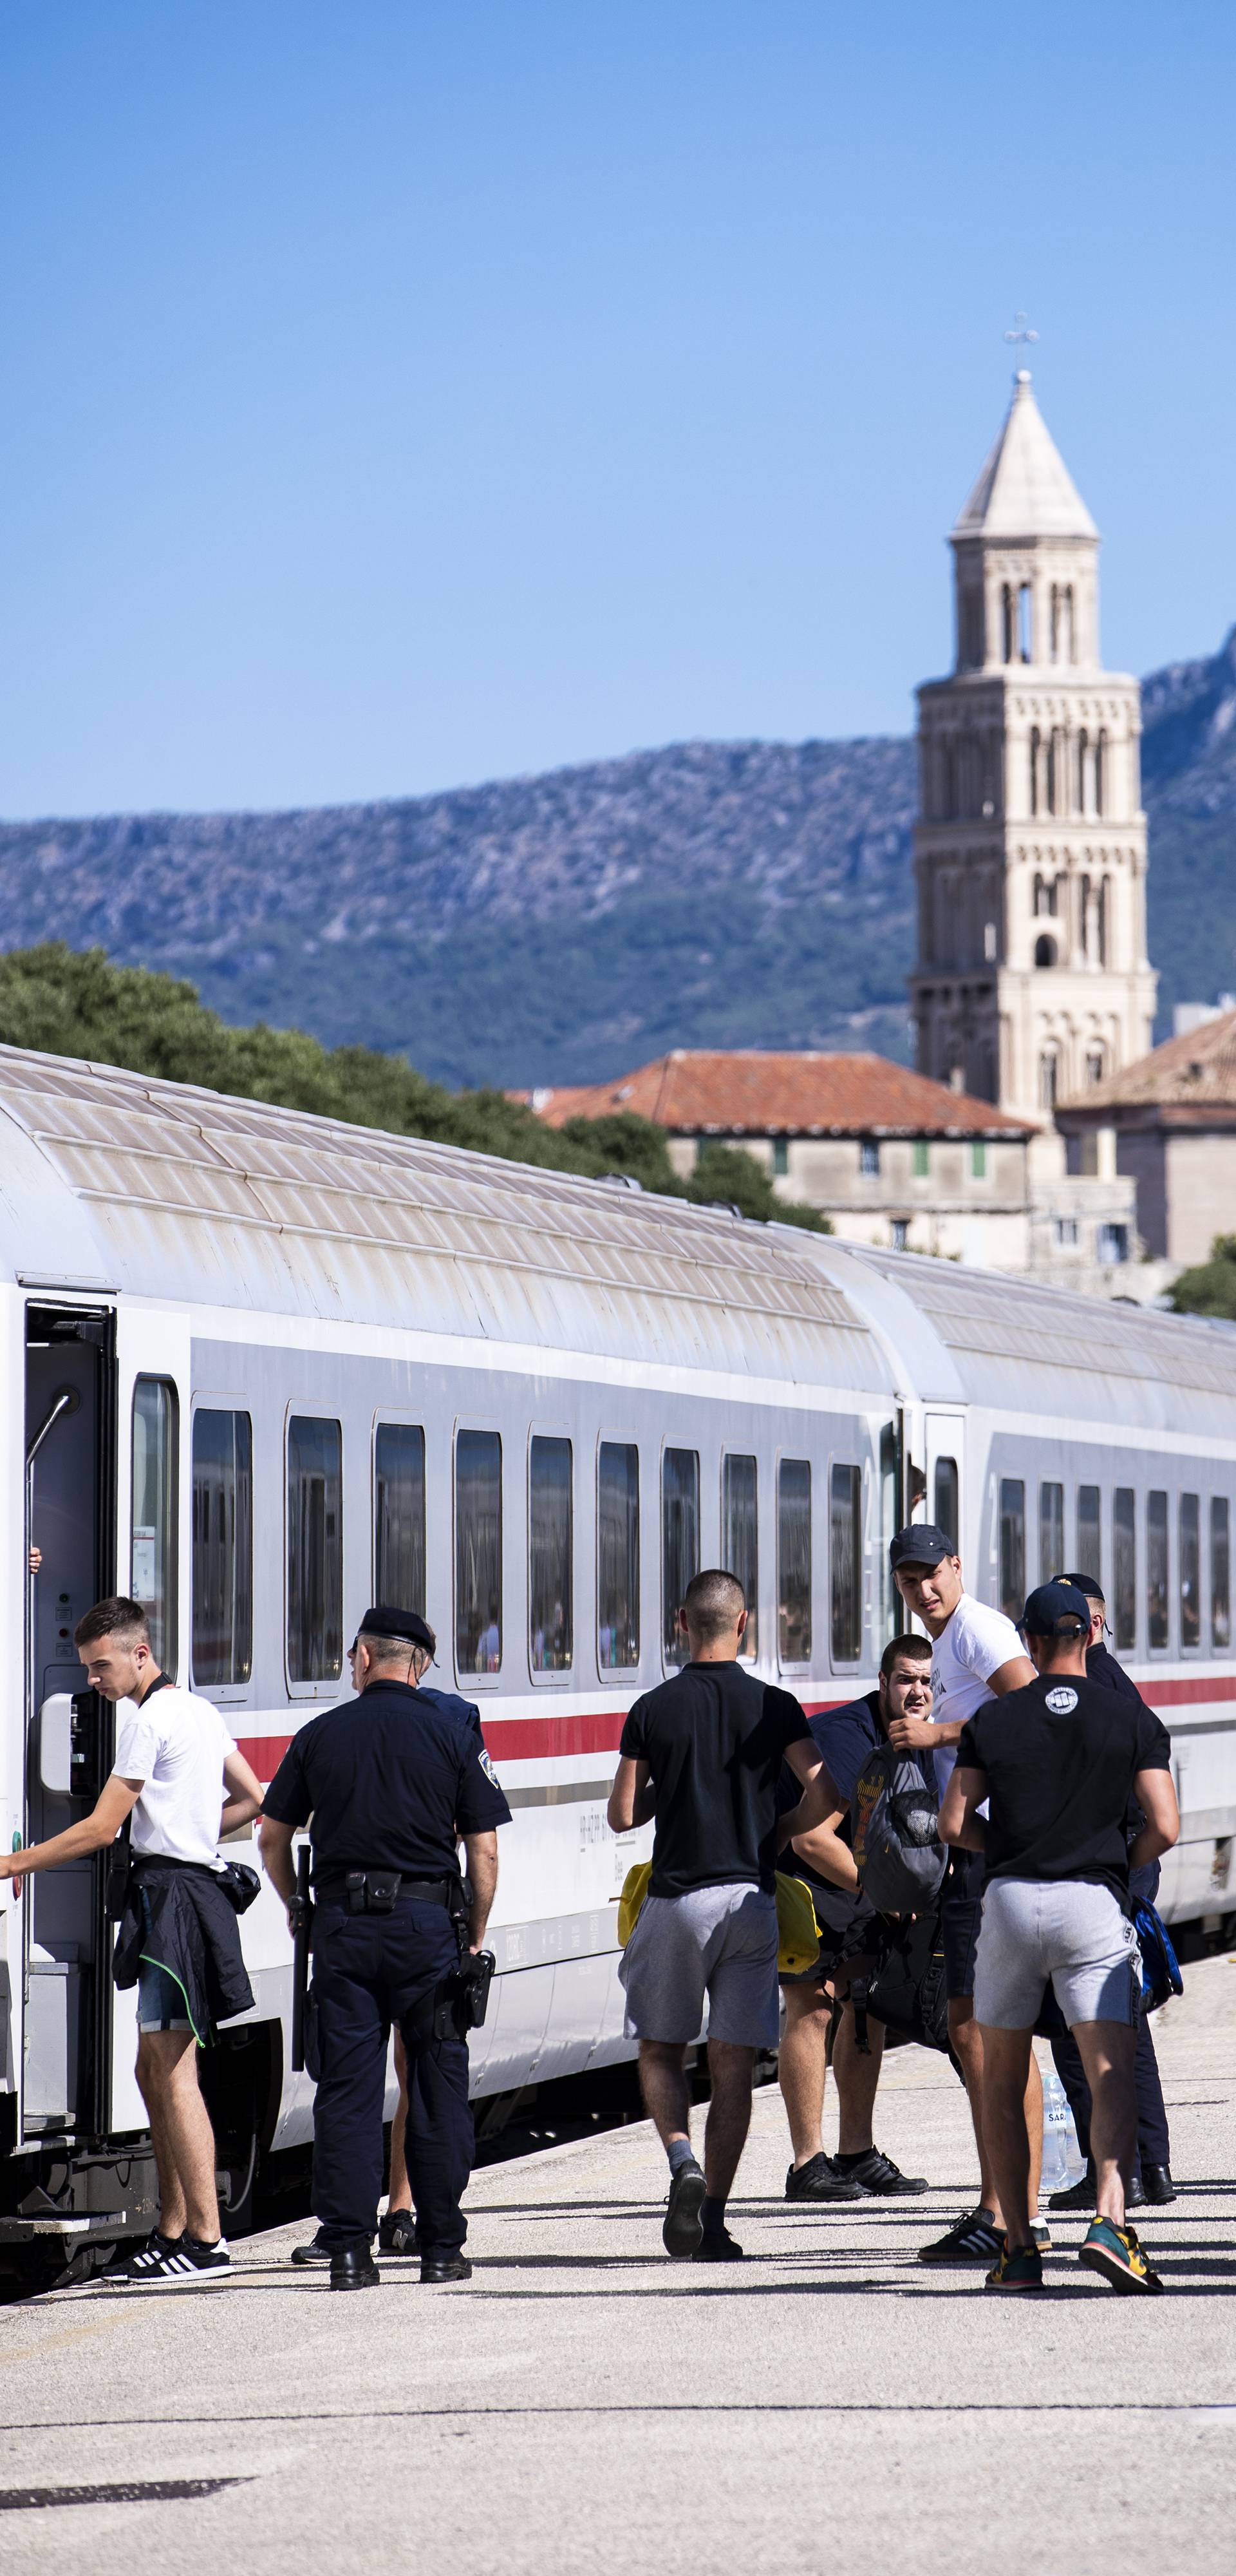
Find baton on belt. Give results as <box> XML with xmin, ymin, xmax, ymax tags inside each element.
<box><xmin>290</xmin><ymin>1844</ymin><xmax>313</xmax><ymax>2074</ymax></box>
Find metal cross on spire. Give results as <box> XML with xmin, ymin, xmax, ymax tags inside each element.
<box><xmin>1004</xmin><ymin>312</ymin><xmax>1040</xmax><ymax>362</ymax></box>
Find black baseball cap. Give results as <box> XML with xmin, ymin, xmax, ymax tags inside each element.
<box><xmin>1021</xmin><ymin>1580</ymin><xmax>1092</xmax><ymax>1638</ymax></box>
<box><xmin>888</xmin><ymin>1522</ymin><xmax>957</xmax><ymax>1573</ymax></box>
<box><xmin>350</xmin><ymin>1605</ymin><xmax>437</xmax><ymax>1658</ymax></box>
<box><xmin>1062</xmin><ymin>1571</ymin><xmax>1104</xmax><ymax>1604</ymax></box>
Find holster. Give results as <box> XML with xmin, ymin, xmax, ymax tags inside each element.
<box><xmin>344</xmin><ymin>1869</ymin><xmax>401</xmax><ymax>1915</ymax></box>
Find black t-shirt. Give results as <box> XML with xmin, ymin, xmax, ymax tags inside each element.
<box><xmin>956</xmin><ymin>1672</ymin><xmax>1172</xmax><ymax>1897</ymax></box>
<box><xmin>621</xmin><ymin>1660</ymin><xmax>813</xmax><ymax>1899</ymax></box>
<box><xmin>263</xmin><ymin>1679</ymin><xmax>512</xmax><ymax>1880</ymax></box>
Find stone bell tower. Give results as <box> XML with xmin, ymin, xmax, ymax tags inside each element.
<box><xmin>910</xmin><ymin>370</ymin><xmax>1157</xmax><ymax>1133</ymax></box>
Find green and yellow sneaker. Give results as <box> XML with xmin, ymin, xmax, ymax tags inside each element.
<box><xmin>1078</xmin><ymin>2217</ymin><xmax>1164</xmax><ymax>2295</ymax></box>
<box><xmin>985</xmin><ymin>2239</ymin><xmax>1044</xmax><ymax>2291</ymax></box>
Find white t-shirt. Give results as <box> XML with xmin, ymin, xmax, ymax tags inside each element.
<box><xmin>111</xmin><ymin>1683</ymin><xmax>238</xmax><ymax>1868</ymax></box>
<box><xmin>929</xmin><ymin>1593</ymin><xmax>1025</xmax><ymax>1799</ymax></box>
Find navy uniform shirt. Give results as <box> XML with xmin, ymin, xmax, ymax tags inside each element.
<box><xmin>263</xmin><ymin>1678</ymin><xmax>512</xmax><ymax>1879</ymax></box>
<box><xmin>1087</xmin><ymin>1640</ymin><xmax>1144</xmax><ymax>1705</ymax></box>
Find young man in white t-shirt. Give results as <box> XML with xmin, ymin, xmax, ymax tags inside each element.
<box><xmin>0</xmin><ymin>1596</ymin><xmax>263</xmax><ymax>2286</ymax></box>
<box><xmin>887</xmin><ymin>1524</ymin><xmax>1044</xmax><ymax>2269</ymax></box>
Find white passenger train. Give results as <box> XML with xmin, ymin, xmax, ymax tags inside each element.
<box><xmin>3</xmin><ymin>1041</ymin><xmax>1235</xmax><ymax>2277</ymax></box>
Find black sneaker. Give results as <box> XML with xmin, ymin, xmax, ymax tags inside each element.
<box><xmin>379</xmin><ymin>2210</ymin><xmax>419</xmax><ymax>2256</ymax></box>
<box><xmin>98</xmin><ymin>2229</ymin><xmax>184</xmax><ymax>2284</ymax></box>
<box><xmin>693</xmin><ymin>2224</ymin><xmax>744</xmax><ymax>2261</ymax></box>
<box><xmin>290</xmin><ymin>2230</ymin><xmax>333</xmax><ymax>2268</ymax></box>
<box><xmin>116</xmin><ymin>2237</ymin><xmax>232</xmax><ymax>2289</ymax></box>
<box><xmin>662</xmin><ymin>2157</ymin><xmax>706</xmax><ymax>2256</ymax></box>
<box><xmin>784</xmin><ymin>2152</ymin><xmax>864</xmax><ymax>2204</ymax></box>
<box><xmin>1048</xmin><ymin>2168</ymin><xmax>1096</xmax><ymax>2211</ymax></box>
<box><xmin>834</xmin><ymin>2146</ymin><xmax>929</xmax><ymax>2197</ymax></box>
<box><xmin>918</xmin><ymin>2208</ymin><xmax>1003</xmax><ymax>2266</ymax></box>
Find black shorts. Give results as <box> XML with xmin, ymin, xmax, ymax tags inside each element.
<box><xmin>780</xmin><ymin>1884</ymin><xmax>878</xmax><ymax>1990</ymax></box>
<box><xmin>941</xmin><ymin>1848</ymin><xmax>985</xmax><ymax>2001</ymax></box>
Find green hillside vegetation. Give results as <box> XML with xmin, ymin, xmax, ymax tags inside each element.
<box><xmin>1167</xmin><ymin>1235</ymin><xmax>1236</xmax><ymax>1322</ymax></box>
<box><xmin>0</xmin><ymin>944</ymin><xmax>829</xmax><ymax>1233</ymax></box>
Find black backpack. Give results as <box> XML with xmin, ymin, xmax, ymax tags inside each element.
<box><xmin>851</xmin><ymin>1744</ymin><xmax>948</xmax><ymax>1915</ymax></box>
<box><xmin>848</xmin><ymin>1907</ymin><xmax>965</xmax><ymax>2083</ymax></box>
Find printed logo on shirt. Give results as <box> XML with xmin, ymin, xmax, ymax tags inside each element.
<box><xmin>1045</xmin><ymin>1687</ymin><xmax>1079</xmax><ymax>1714</ymax></box>
<box><xmin>478</xmin><ymin>1748</ymin><xmax>500</xmax><ymax>1786</ymax></box>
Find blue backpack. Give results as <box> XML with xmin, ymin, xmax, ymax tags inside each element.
<box><xmin>1130</xmin><ymin>1895</ymin><xmax>1183</xmax><ymax>2014</ymax></box>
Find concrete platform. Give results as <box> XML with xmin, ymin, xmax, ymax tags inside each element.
<box><xmin>3</xmin><ymin>1957</ymin><xmax>1235</xmax><ymax>2575</ymax></box>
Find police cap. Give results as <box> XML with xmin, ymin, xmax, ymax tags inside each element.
<box><xmin>351</xmin><ymin>1604</ymin><xmax>436</xmax><ymax>1658</ymax></box>
<box><xmin>1061</xmin><ymin>1570</ymin><xmax>1104</xmax><ymax>1603</ymax></box>
<box><xmin>1021</xmin><ymin>1580</ymin><xmax>1091</xmax><ymax>1638</ymax></box>
<box><xmin>888</xmin><ymin>1522</ymin><xmax>957</xmax><ymax>1573</ymax></box>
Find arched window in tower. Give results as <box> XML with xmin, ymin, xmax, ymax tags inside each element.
<box><xmin>1029</xmin><ymin>726</ymin><xmax>1040</xmax><ymax>816</ymax></box>
<box><xmin>1050</xmin><ymin>585</ymin><xmax>1060</xmax><ymax>662</ymax></box>
<box><xmin>1033</xmin><ymin>873</ymin><xmax>1056</xmax><ymax>918</ymax></box>
<box><xmin>1002</xmin><ymin>584</ymin><xmax>1015</xmax><ymax>664</ymax></box>
<box><xmin>1018</xmin><ymin>583</ymin><xmax>1033</xmax><ymax>663</ymax></box>
<box><xmin>1063</xmin><ymin>588</ymin><xmax>1075</xmax><ymax>661</ymax></box>
<box><xmin>1098</xmin><ymin>876</ymin><xmax>1110</xmax><ymax>966</ymax></box>
<box><xmin>1039</xmin><ymin>1046</ymin><xmax>1060</xmax><ymax>1110</ymax></box>
<box><xmin>1047</xmin><ymin>728</ymin><xmax>1063</xmax><ymax>817</ymax></box>
<box><xmin>1095</xmin><ymin>729</ymin><xmax>1108</xmax><ymax>815</ymax></box>
<box><xmin>1086</xmin><ymin>1045</ymin><xmax>1106</xmax><ymax>1086</ymax></box>
<box><xmin>1035</xmin><ymin>933</ymin><xmax>1057</xmax><ymax>969</ymax></box>
<box><xmin>1076</xmin><ymin>729</ymin><xmax>1089</xmax><ymax>815</ymax></box>
<box><xmin>1080</xmin><ymin>873</ymin><xmax>1092</xmax><ymax>959</ymax></box>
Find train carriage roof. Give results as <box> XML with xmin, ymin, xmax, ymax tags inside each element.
<box><xmin>1</xmin><ymin>1043</ymin><xmax>1234</xmax><ymax>1434</ymax></box>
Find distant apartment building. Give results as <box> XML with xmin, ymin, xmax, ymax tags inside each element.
<box><xmin>1056</xmin><ymin>1005</ymin><xmax>1236</xmax><ymax>1273</ymax></box>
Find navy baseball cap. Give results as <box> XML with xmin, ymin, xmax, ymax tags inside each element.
<box><xmin>888</xmin><ymin>1523</ymin><xmax>957</xmax><ymax>1573</ymax></box>
<box><xmin>1021</xmin><ymin>1580</ymin><xmax>1091</xmax><ymax>1637</ymax></box>
<box><xmin>350</xmin><ymin>1605</ymin><xmax>437</xmax><ymax>1658</ymax></box>
<box><xmin>1062</xmin><ymin>1571</ymin><xmax>1104</xmax><ymax>1603</ymax></box>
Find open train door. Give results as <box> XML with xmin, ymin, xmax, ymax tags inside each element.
<box><xmin>22</xmin><ymin>1300</ymin><xmax>117</xmax><ymax>2143</ymax></box>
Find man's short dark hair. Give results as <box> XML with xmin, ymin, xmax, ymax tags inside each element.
<box><xmin>879</xmin><ymin>1632</ymin><xmax>933</xmax><ymax>1681</ymax></box>
<box><xmin>361</xmin><ymin>1629</ymin><xmax>433</xmax><ymax>1667</ymax></box>
<box><xmin>682</xmin><ymin>1569</ymin><xmax>745</xmax><ymax>1642</ymax></box>
<box><xmin>73</xmin><ymin>1596</ymin><xmax>151</xmax><ymax>1650</ymax></box>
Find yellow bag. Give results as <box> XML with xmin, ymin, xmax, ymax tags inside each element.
<box><xmin>617</xmin><ymin>1860</ymin><xmax>819</xmax><ymax>1975</ymax></box>
<box><xmin>617</xmin><ymin>1861</ymin><xmax>652</xmax><ymax>1946</ymax></box>
<box><xmin>775</xmin><ymin>1871</ymin><xmax>822</xmax><ymax>1975</ymax></box>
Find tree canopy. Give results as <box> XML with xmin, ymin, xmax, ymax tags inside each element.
<box><xmin>1167</xmin><ymin>1235</ymin><xmax>1236</xmax><ymax>1322</ymax></box>
<box><xmin>0</xmin><ymin>943</ymin><xmax>829</xmax><ymax>1231</ymax></box>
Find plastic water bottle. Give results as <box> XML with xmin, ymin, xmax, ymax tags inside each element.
<box><xmin>1040</xmin><ymin>2064</ymin><xmax>1084</xmax><ymax>2193</ymax></box>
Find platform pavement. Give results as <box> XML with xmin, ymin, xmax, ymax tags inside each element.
<box><xmin>1</xmin><ymin>1958</ymin><xmax>1235</xmax><ymax>2576</ymax></box>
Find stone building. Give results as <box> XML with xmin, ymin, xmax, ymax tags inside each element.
<box><xmin>910</xmin><ymin>368</ymin><xmax>1153</xmax><ymax>1287</ymax></box>
<box><xmin>1056</xmin><ymin>1006</ymin><xmax>1236</xmax><ymax>1272</ymax></box>
<box><xmin>526</xmin><ymin>1050</ymin><xmax>1035</xmax><ymax>1264</ymax></box>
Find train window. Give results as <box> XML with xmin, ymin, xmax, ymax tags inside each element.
<box><xmin>374</xmin><ymin>1424</ymin><xmax>426</xmax><ymax>1616</ymax></box>
<box><xmin>1179</xmin><ymin>1493</ymin><xmax>1201</xmax><ymax>1649</ymax></box>
<box><xmin>778</xmin><ymin>1459</ymin><xmax>812</xmax><ymax>1665</ymax></box>
<box><xmin>1147</xmin><ymin>1491</ymin><xmax>1169</xmax><ymax>1649</ymax></box>
<box><xmin>998</xmin><ymin>1479</ymin><xmax>1025</xmax><ymax>1624</ymax></box>
<box><xmin>287</xmin><ymin>1416</ymin><xmax>343</xmax><ymax>1682</ymax></box>
<box><xmin>879</xmin><ymin>1423</ymin><xmax>899</xmax><ymax>1643</ymax></box>
<box><xmin>662</xmin><ymin>1448</ymin><xmax>700</xmax><ymax>1668</ymax></box>
<box><xmin>598</xmin><ymin>1442</ymin><xmax>639</xmax><ymax>1671</ymax></box>
<box><xmin>1212</xmin><ymin>1499</ymin><xmax>1231</xmax><ymax>1649</ymax></box>
<box><xmin>1076</xmin><ymin>1485</ymin><xmax>1101</xmax><ymax>1590</ymax></box>
<box><xmin>1039</xmin><ymin>1481</ymin><xmax>1064</xmax><ymax>1583</ymax></box>
<box><xmin>192</xmin><ymin>1409</ymin><xmax>252</xmax><ymax>1687</ymax></box>
<box><xmin>933</xmin><ymin>1458</ymin><xmax>959</xmax><ymax>1550</ymax></box>
<box><xmin>456</xmin><ymin>1430</ymin><xmax>503</xmax><ymax>1676</ymax></box>
<box><xmin>132</xmin><ymin>1378</ymin><xmax>179</xmax><ymax>1676</ymax></box>
<box><xmin>830</xmin><ymin>1463</ymin><xmax>863</xmax><ymax>1663</ymax></box>
<box><xmin>1113</xmin><ymin>1488</ymin><xmax>1137</xmax><ymax>1651</ymax></box>
<box><xmin>722</xmin><ymin>1454</ymin><xmax>758</xmax><ymax>1659</ymax></box>
<box><xmin>529</xmin><ymin>1436</ymin><xmax>573</xmax><ymax>1673</ymax></box>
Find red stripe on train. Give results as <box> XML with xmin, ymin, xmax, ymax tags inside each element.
<box><xmin>236</xmin><ymin>1695</ymin><xmax>850</xmax><ymax>1786</ymax></box>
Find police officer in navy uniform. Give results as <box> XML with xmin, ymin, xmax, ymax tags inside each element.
<box><xmin>259</xmin><ymin>1606</ymin><xmax>511</xmax><ymax>2289</ymax></box>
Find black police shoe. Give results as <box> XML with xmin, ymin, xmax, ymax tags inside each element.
<box><xmin>291</xmin><ymin>2230</ymin><xmax>334</xmax><ymax>2267</ymax></box>
<box><xmin>832</xmin><ymin>2146</ymin><xmax>930</xmax><ymax>2197</ymax></box>
<box><xmin>379</xmin><ymin>2210</ymin><xmax>419</xmax><ymax>2256</ymax></box>
<box><xmin>1048</xmin><ymin>2166</ymin><xmax>1096</xmax><ymax>2211</ymax></box>
<box><xmin>420</xmin><ymin>2253</ymin><xmax>473</xmax><ymax>2284</ymax></box>
<box><xmin>784</xmin><ymin>2152</ymin><xmax>864</xmax><ymax>2203</ymax></box>
<box><xmin>1141</xmin><ymin>2163</ymin><xmax>1176</xmax><ymax>2205</ymax></box>
<box><xmin>330</xmin><ymin>2246</ymin><xmax>381</xmax><ymax>2291</ymax></box>
<box><xmin>1125</xmin><ymin>2170</ymin><xmax>1147</xmax><ymax>2210</ymax></box>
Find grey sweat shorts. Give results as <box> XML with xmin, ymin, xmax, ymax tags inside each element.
<box><xmin>619</xmin><ymin>1882</ymin><xmax>780</xmax><ymax>2048</ymax></box>
<box><xmin>973</xmin><ymin>1876</ymin><xmax>1141</xmax><ymax>2031</ymax></box>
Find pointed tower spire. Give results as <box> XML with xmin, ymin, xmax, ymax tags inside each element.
<box><xmin>953</xmin><ymin>372</ymin><xmax>1098</xmax><ymax>543</ymax></box>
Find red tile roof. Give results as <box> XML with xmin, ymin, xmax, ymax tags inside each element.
<box><xmin>1058</xmin><ymin>1010</ymin><xmax>1236</xmax><ymax>1120</ymax></box>
<box><xmin>520</xmin><ymin>1051</ymin><xmax>1033</xmax><ymax>1138</ymax></box>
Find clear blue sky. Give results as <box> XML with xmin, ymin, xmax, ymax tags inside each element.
<box><xmin>3</xmin><ymin>1</ymin><xmax>1233</xmax><ymax>819</ymax></box>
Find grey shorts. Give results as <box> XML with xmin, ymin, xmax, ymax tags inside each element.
<box><xmin>973</xmin><ymin>1877</ymin><xmax>1141</xmax><ymax>2031</ymax></box>
<box><xmin>619</xmin><ymin>1882</ymin><xmax>780</xmax><ymax>2048</ymax></box>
